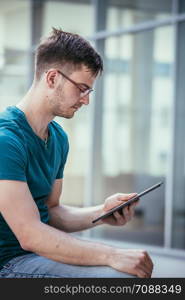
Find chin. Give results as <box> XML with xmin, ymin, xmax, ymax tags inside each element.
<box><xmin>64</xmin><ymin>115</ymin><xmax>74</xmax><ymax>119</ymax></box>
<box><xmin>56</xmin><ymin>112</ymin><xmax>74</xmax><ymax>119</ymax></box>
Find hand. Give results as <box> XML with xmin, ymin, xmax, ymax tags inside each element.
<box><xmin>101</xmin><ymin>193</ymin><xmax>139</xmax><ymax>226</ymax></box>
<box><xmin>109</xmin><ymin>248</ymin><xmax>154</xmax><ymax>278</ymax></box>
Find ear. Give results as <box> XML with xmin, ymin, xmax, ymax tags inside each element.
<box><xmin>45</xmin><ymin>69</ymin><xmax>59</xmax><ymax>88</ymax></box>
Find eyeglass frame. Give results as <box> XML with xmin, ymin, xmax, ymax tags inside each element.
<box><xmin>56</xmin><ymin>69</ymin><xmax>93</xmax><ymax>98</ymax></box>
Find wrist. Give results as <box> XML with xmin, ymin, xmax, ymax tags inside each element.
<box><xmin>100</xmin><ymin>245</ymin><xmax>116</xmax><ymax>266</ymax></box>
<box><xmin>108</xmin><ymin>247</ymin><xmax>126</xmax><ymax>268</ymax></box>
<box><xmin>92</xmin><ymin>204</ymin><xmax>104</xmax><ymax>226</ymax></box>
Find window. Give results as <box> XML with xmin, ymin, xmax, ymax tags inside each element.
<box><xmin>0</xmin><ymin>0</ymin><xmax>30</xmax><ymax>111</ymax></box>
<box><xmin>91</xmin><ymin>26</ymin><xmax>173</xmax><ymax>246</ymax></box>
<box><xmin>42</xmin><ymin>0</ymin><xmax>93</xmax><ymax>207</ymax></box>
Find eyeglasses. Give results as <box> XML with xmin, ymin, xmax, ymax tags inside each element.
<box><xmin>57</xmin><ymin>70</ymin><xmax>93</xmax><ymax>98</ymax></box>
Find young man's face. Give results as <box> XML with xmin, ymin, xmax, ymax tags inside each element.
<box><xmin>46</xmin><ymin>65</ymin><xmax>97</xmax><ymax>118</ymax></box>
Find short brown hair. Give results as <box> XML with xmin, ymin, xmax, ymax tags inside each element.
<box><xmin>35</xmin><ymin>28</ymin><xmax>103</xmax><ymax>80</ymax></box>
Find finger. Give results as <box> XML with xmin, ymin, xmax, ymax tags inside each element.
<box><xmin>136</xmin><ymin>269</ymin><xmax>151</xmax><ymax>278</ymax></box>
<box><xmin>114</xmin><ymin>210</ymin><xmax>126</xmax><ymax>224</ymax></box>
<box><xmin>122</xmin><ymin>206</ymin><xmax>132</xmax><ymax>222</ymax></box>
<box><xmin>135</xmin><ymin>259</ymin><xmax>152</xmax><ymax>278</ymax></box>
<box><xmin>103</xmin><ymin>214</ymin><xmax>117</xmax><ymax>225</ymax></box>
<box><xmin>138</xmin><ymin>250</ymin><xmax>153</xmax><ymax>271</ymax></box>
<box><xmin>144</xmin><ymin>253</ymin><xmax>154</xmax><ymax>271</ymax></box>
<box><xmin>138</xmin><ymin>253</ymin><xmax>154</xmax><ymax>276</ymax></box>
<box><xmin>139</xmin><ymin>262</ymin><xmax>153</xmax><ymax>277</ymax></box>
<box><xmin>127</xmin><ymin>204</ymin><xmax>135</xmax><ymax>218</ymax></box>
<box><xmin>118</xmin><ymin>193</ymin><xmax>137</xmax><ymax>201</ymax></box>
<box><xmin>113</xmin><ymin>211</ymin><xmax>126</xmax><ymax>225</ymax></box>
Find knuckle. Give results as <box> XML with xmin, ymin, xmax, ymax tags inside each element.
<box><xmin>117</xmin><ymin>216</ymin><xmax>125</xmax><ymax>225</ymax></box>
<box><xmin>140</xmin><ymin>253</ymin><xmax>146</xmax><ymax>260</ymax></box>
<box><xmin>117</xmin><ymin>193</ymin><xmax>123</xmax><ymax>200</ymax></box>
<box><xmin>119</xmin><ymin>221</ymin><xmax>125</xmax><ymax>225</ymax></box>
<box><xmin>114</xmin><ymin>214</ymin><xmax>124</xmax><ymax>224</ymax></box>
<box><xmin>114</xmin><ymin>211</ymin><xmax>120</xmax><ymax>218</ymax></box>
<box><xmin>137</xmin><ymin>253</ymin><xmax>144</xmax><ymax>261</ymax></box>
<box><xmin>134</xmin><ymin>259</ymin><xmax>141</xmax><ymax>268</ymax></box>
<box><xmin>140</xmin><ymin>250</ymin><xmax>147</xmax><ymax>258</ymax></box>
<box><xmin>137</xmin><ymin>254</ymin><xmax>147</xmax><ymax>264</ymax></box>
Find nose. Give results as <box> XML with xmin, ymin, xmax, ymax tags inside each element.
<box><xmin>80</xmin><ymin>94</ymin><xmax>89</xmax><ymax>105</ymax></box>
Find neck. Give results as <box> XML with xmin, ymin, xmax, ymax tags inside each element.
<box><xmin>16</xmin><ymin>84</ymin><xmax>54</xmax><ymax>140</ymax></box>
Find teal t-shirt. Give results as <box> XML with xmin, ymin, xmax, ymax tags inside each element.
<box><xmin>0</xmin><ymin>106</ymin><xmax>69</xmax><ymax>269</ymax></box>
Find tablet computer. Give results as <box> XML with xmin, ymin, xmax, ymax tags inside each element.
<box><xmin>92</xmin><ymin>181</ymin><xmax>164</xmax><ymax>223</ymax></box>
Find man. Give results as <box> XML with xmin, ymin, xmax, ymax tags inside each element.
<box><xmin>0</xmin><ymin>28</ymin><xmax>153</xmax><ymax>278</ymax></box>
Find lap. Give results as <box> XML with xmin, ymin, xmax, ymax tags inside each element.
<box><xmin>0</xmin><ymin>253</ymin><xmax>134</xmax><ymax>278</ymax></box>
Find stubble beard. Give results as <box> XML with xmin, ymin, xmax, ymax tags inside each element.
<box><xmin>50</xmin><ymin>86</ymin><xmax>75</xmax><ymax>119</ymax></box>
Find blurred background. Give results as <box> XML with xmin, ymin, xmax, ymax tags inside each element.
<box><xmin>0</xmin><ymin>0</ymin><xmax>185</xmax><ymax>276</ymax></box>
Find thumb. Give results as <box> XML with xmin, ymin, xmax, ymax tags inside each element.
<box><xmin>129</xmin><ymin>193</ymin><xmax>137</xmax><ymax>197</ymax></box>
<box><xmin>127</xmin><ymin>193</ymin><xmax>138</xmax><ymax>199</ymax></box>
<box><xmin>118</xmin><ymin>193</ymin><xmax>138</xmax><ymax>201</ymax></box>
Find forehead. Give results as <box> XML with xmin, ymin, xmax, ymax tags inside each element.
<box><xmin>70</xmin><ymin>65</ymin><xmax>97</xmax><ymax>84</ymax></box>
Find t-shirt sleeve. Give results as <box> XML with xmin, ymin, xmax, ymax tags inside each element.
<box><xmin>0</xmin><ymin>132</ymin><xmax>27</xmax><ymax>181</ymax></box>
<box><xmin>56</xmin><ymin>136</ymin><xmax>69</xmax><ymax>179</ymax></box>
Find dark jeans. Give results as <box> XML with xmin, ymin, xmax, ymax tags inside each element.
<box><xmin>0</xmin><ymin>253</ymin><xmax>134</xmax><ymax>278</ymax></box>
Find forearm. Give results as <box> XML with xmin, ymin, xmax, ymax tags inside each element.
<box><xmin>23</xmin><ymin>221</ymin><xmax>114</xmax><ymax>266</ymax></box>
<box><xmin>48</xmin><ymin>204</ymin><xmax>103</xmax><ymax>232</ymax></box>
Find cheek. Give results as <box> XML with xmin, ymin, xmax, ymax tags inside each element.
<box><xmin>48</xmin><ymin>88</ymin><xmax>62</xmax><ymax>108</ymax></box>
<box><xmin>55</xmin><ymin>86</ymin><xmax>63</xmax><ymax>98</ymax></box>
<box><xmin>54</xmin><ymin>85</ymin><xmax>78</xmax><ymax>107</ymax></box>
<box><xmin>62</xmin><ymin>84</ymin><xmax>79</xmax><ymax>100</ymax></box>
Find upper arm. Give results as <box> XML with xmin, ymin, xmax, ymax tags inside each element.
<box><xmin>46</xmin><ymin>179</ymin><xmax>63</xmax><ymax>208</ymax></box>
<box><xmin>0</xmin><ymin>132</ymin><xmax>27</xmax><ymax>181</ymax></box>
<box><xmin>0</xmin><ymin>180</ymin><xmax>41</xmax><ymax>248</ymax></box>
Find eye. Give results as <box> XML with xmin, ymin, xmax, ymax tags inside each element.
<box><xmin>78</xmin><ymin>84</ymin><xmax>89</xmax><ymax>92</ymax></box>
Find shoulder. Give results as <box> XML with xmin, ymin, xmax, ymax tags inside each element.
<box><xmin>0</xmin><ymin>122</ymin><xmax>27</xmax><ymax>179</ymax></box>
<box><xmin>51</xmin><ymin>120</ymin><xmax>69</xmax><ymax>145</ymax></box>
<box><xmin>0</xmin><ymin>120</ymin><xmax>27</xmax><ymax>158</ymax></box>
